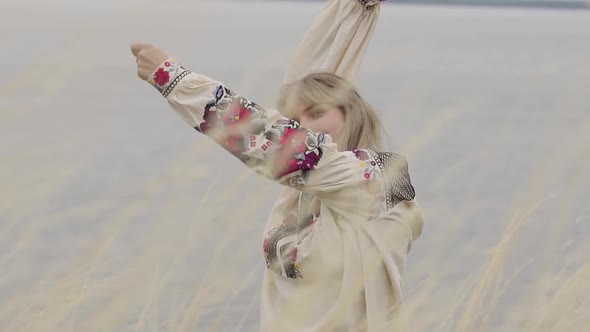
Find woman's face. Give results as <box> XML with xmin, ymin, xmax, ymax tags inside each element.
<box><xmin>291</xmin><ymin>104</ymin><xmax>345</xmax><ymax>142</ymax></box>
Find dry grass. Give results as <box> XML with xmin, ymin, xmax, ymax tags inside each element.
<box><xmin>1</xmin><ymin>1</ymin><xmax>589</xmax><ymax>331</ymax></box>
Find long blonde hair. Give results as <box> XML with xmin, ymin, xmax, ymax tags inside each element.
<box><xmin>277</xmin><ymin>72</ymin><xmax>383</xmax><ymax>152</ymax></box>
<box><xmin>276</xmin><ymin>72</ymin><xmax>384</xmax><ymax>212</ymax></box>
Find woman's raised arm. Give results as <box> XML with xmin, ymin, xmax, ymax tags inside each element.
<box><xmin>284</xmin><ymin>0</ymin><xmax>385</xmax><ymax>83</ymax></box>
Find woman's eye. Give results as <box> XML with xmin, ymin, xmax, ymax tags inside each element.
<box><xmin>311</xmin><ymin>111</ymin><xmax>324</xmax><ymax>119</ymax></box>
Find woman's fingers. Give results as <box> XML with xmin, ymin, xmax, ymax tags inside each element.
<box><xmin>130</xmin><ymin>42</ymin><xmax>170</xmax><ymax>81</ymax></box>
<box><xmin>130</xmin><ymin>42</ymin><xmax>152</xmax><ymax>57</ymax></box>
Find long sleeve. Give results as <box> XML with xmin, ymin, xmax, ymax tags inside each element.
<box><xmin>148</xmin><ymin>59</ymin><xmax>413</xmax><ymax>202</ymax></box>
<box><xmin>283</xmin><ymin>0</ymin><xmax>385</xmax><ymax>83</ymax></box>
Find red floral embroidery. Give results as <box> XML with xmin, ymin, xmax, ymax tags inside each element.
<box><xmin>223</xmin><ymin>135</ymin><xmax>245</xmax><ymax>155</ymax></box>
<box><xmin>199</xmin><ymin>108</ymin><xmax>221</xmax><ymax>134</ymax></box>
<box><xmin>198</xmin><ymin>85</ymin><xmax>324</xmax><ymax>185</ymax></box>
<box><xmin>290</xmin><ymin>247</ymin><xmax>298</xmax><ymax>262</ymax></box>
<box><xmin>354</xmin><ymin>149</ymin><xmax>370</xmax><ymax>161</ymax></box>
<box><xmin>263</xmin><ymin>238</ymin><xmax>270</xmax><ymax>253</ymax></box>
<box><xmin>279</xmin><ymin>128</ymin><xmax>307</xmax><ymax>153</ymax></box>
<box><xmin>153</xmin><ymin>68</ymin><xmax>170</xmax><ymax>86</ymax></box>
<box><xmin>364</xmin><ymin>173</ymin><xmax>371</xmax><ymax>179</ymax></box>
<box><xmin>275</xmin><ymin>128</ymin><xmax>322</xmax><ymax>176</ymax></box>
<box><xmin>222</xmin><ymin>104</ymin><xmax>252</xmax><ymax>127</ymax></box>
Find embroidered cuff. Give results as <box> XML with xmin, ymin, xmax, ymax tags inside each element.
<box><xmin>148</xmin><ymin>58</ymin><xmax>190</xmax><ymax>98</ymax></box>
<box><xmin>358</xmin><ymin>0</ymin><xmax>385</xmax><ymax>10</ymax></box>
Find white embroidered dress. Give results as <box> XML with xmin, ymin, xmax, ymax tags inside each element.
<box><xmin>146</xmin><ymin>1</ymin><xmax>424</xmax><ymax>330</ymax></box>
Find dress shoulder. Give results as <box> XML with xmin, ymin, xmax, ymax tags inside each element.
<box><xmin>367</xmin><ymin>150</ymin><xmax>416</xmax><ymax>210</ymax></box>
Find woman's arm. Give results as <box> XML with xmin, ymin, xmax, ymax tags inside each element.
<box><xmin>141</xmin><ymin>57</ymin><xmax>414</xmax><ymax>201</ymax></box>
<box><xmin>284</xmin><ymin>0</ymin><xmax>385</xmax><ymax>83</ymax></box>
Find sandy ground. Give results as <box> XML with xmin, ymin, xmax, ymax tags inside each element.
<box><xmin>1</xmin><ymin>0</ymin><xmax>590</xmax><ymax>331</ymax></box>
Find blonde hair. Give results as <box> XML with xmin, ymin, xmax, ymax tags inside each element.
<box><xmin>277</xmin><ymin>72</ymin><xmax>383</xmax><ymax>152</ymax></box>
<box><xmin>276</xmin><ymin>72</ymin><xmax>384</xmax><ymax>212</ymax></box>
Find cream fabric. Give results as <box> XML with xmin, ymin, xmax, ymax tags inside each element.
<box><xmin>148</xmin><ymin>1</ymin><xmax>424</xmax><ymax>331</ymax></box>
<box><xmin>284</xmin><ymin>0</ymin><xmax>382</xmax><ymax>83</ymax></box>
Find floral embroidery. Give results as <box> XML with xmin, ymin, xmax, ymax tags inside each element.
<box><xmin>290</xmin><ymin>247</ymin><xmax>298</xmax><ymax>262</ymax></box>
<box><xmin>263</xmin><ymin>238</ymin><xmax>270</xmax><ymax>253</ymax></box>
<box><xmin>148</xmin><ymin>58</ymin><xmax>189</xmax><ymax>97</ymax></box>
<box><xmin>263</xmin><ymin>195</ymin><xmax>319</xmax><ymax>279</ymax></box>
<box><xmin>353</xmin><ymin>149</ymin><xmax>387</xmax><ymax>218</ymax></box>
<box><xmin>153</xmin><ymin>68</ymin><xmax>170</xmax><ymax>86</ymax></box>
<box><xmin>272</xmin><ymin>120</ymin><xmax>325</xmax><ymax>181</ymax></box>
<box><xmin>195</xmin><ymin>85</ymin><xmax>327</xmax><ymax>183</ymax></box>
<box><xmin>263</xmin><ymin>218</ymin><xmax>302</xmax><ymax>279</ymax></box>
<box><xmin>354</xmin><ymin>149</ymin><xmax>370</xmax><ymax>160</ymax></box>
<box><xmin>354</xmin><ymin>149</ymin><xmax>379</xmax><ymax>180</ymax></box>
<box><xmin>223</xmin><ymin>103</ymin><xmax>252</xmax><ymax>126</ymax></box>
<box><xmin>197</xmin><ymin>85</ymin><xmax>267</xmax><ymax>160</ymax></box>
<box><xmin>200</xmin><ymin>86</ymin><xmax>257</xmax><ymax>134</ymax></box>
<box><xmin>200</xmin><ymin>105</ymin><xmax>221</xmax><ymax>134</ymax></box>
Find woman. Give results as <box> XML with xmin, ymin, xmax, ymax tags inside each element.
<box><xmin>131</xmin><ymin>0</ymin><xmax>424</xmax><ymax>330</ymax></box>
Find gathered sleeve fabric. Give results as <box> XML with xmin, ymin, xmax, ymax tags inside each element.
<box><xmin>283</xmin><ymin>0</ymin><xmax>385</xmax><ymax>83</ymax></box>
<box><xmin>147</xmin><ymin>59</ymin><xmax>401</xmax><ymax>202</ymax></box>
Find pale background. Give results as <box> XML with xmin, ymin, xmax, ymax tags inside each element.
<box><xmin>1</xmin><ymin>0</ymin><xmax>590</xmax><ymax>331</ymax></box>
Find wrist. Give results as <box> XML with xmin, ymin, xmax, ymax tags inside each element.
<box><xmin>357</xmin><ymin>0</ymin><xmax>384</xmax><ymax>10</ymax></box>
<box><xmin>147</xmin><ymin>58</ymin><xmax>189</xmax><ymax>97</ymax></box>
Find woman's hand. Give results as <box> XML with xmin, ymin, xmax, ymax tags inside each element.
<box><xmin>130</xmin><ymin>42</ymin><xmax>170</xmax><ymax>81</ymax></box>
